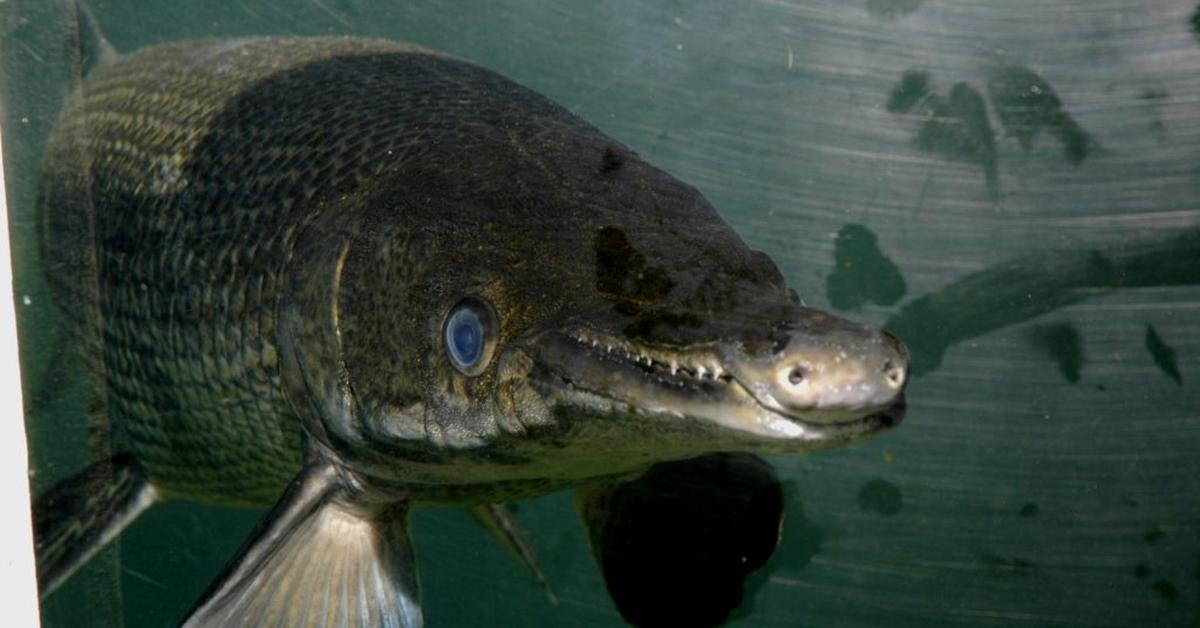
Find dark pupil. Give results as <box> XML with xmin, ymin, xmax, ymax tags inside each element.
<box><xmin>452</xmin><ymin>319</ymin><xmax>481</xmax><ymax>363</ymax></box>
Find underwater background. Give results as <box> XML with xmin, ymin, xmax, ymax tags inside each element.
<box><xmin>2</xmin><ymin>0</ymin><xmax>1198</xmax><ymax>625</ymax></box>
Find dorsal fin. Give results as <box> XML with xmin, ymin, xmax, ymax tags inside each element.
<box><xmin>184</xmin><ymin>462</ymin><xmax>422</xmax><ymax>627</ymax></box>
<box><xmin>66</xmin><ymin>0</ymin><xmax>119</xmax><ymax>78</ymax></box>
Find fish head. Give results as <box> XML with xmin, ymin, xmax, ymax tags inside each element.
<box><xmin>283</xmin><ymin>117</ymin><xmax>907</xmax><ymax>489</ymax></box>
<box><xmin>487</xmin><ymin>204</ymin><xmax>909</xmax><ymax>479</ymax></box>
<box><xmin>319</xmin><ymin>157</ymin><xmax>900</xmax><ymax>489</ymax></box>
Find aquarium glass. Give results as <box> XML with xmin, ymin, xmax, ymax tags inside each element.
<box><xmin>2</xmin><ymin>1</ymin><xmax>1198</xmax><ymax>626</ymax></box>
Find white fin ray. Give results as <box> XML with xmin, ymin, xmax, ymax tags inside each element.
<box><xmin>185</xmin><ymin>463</ymin><xmax>420</xmax><ymax>627</ymax></box>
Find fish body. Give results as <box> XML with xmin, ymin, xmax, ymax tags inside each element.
<box><xmin>42</xmin><ymin>37</ymin><xmax>448</xmax><ymax>506</ymax></box>
<box><xmin>36</xmin><ymin>36</ymin><xmax>908</xmax><ymax>626</ymax></box>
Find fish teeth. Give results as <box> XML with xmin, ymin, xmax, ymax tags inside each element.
<box><xmin>573</xmin><ymin>328</ymin><xmax>728</xmax><ymax>383</ymax></box>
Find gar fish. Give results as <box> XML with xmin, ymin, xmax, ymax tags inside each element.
<box><xmin>33</xmin><ymin>34</ymin><xmax>908</xmax><ymax>626</ymax></box>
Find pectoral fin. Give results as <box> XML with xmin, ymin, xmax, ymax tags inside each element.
<box><xmin>184</xmin><ymin>463</ymin><xmax>421</xmax><ymax>627</ymax></box>
<box><xmin>34</xmin><ymin>453</ymin><xmax>156</xmax><ymax>597</ymax></box>
<box><xmin>67</xmin><ymin>0</ymin><xmax>120</xmax><ymax>76</ymax></box>
<box><xmin>469</xmin><ymin>503</ymin><xmax>556</xmax><ymax>604</ymax></box>
<box><xmin>577</xmin><ymin>453</ymin><xmax>784</xmax><ymax>628</ymax></box>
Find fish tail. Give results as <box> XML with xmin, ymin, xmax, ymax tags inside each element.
<box><xmin>33</xmin><ymin>453</ymin><xmax>156</xmax><ymax>597</ymax></box>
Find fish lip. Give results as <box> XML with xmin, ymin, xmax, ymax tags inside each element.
<box><xmin>525</xmin><ymin>326</ymin><xmax>905</xmax><ymax>444</ymax></box>
<box><xmin>862</xmin><ymin>393</ymin><xmax>906</xmax><ymax>430</ymax></box>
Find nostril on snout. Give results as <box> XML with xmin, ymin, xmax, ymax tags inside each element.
<box><xmin>882</xmin><ymin>360</ymin><xmax>904</xmax><ymax>387</ymax></box>
<box><xmin>787</xmin><ymin>365</ymin><xmax>807</xmax><ymax>385</ymax></box>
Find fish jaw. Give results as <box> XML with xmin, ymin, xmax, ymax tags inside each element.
<box><xmin>507</xmin><ymin>313</ymin><xmax>908</xmax><ymax>460</ymax></box>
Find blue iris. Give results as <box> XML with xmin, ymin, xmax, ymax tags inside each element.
<box><xmin>445</xmin><ymin>304</ymin><xmax>485</xmax><ymax>370</ymax></box>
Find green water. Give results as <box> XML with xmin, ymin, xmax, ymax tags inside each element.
<box><xmin>2</xmin><ymin>0</ymin><xmax>1198</xmax><ymax>625</ymax></box>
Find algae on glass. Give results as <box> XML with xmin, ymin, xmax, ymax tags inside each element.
<box><xmin>2</xmin><ymin>1</ymin><xmax>1198</xmax><ymax>626</ymax></box>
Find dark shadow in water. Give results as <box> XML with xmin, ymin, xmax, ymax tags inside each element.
<box><xmin>1139</xmin><ymin>87</ymin><xmax>1170</xmax><ymax>142</ymax></box>
<box><xmin>986</xmin><ymin>64</ymin><xmax>1092</xmax><ymax>166</ymax></box>
<box><xmin>887</xmin><ymin>64</ymin><xmax>1095</xmax><ymax>198</ymax></box>
<box><xmin>886</xmin><ymin>70</ymin><xmax>933</xmax><ymax>113</ymax></box>
<box><xmin>1134</xmin><ymin>562</ymin><xmax>1151</xmax><ymax>578</ymax></box>
<box><xmin>917</xmin><ymin>83</ymin><xmax>997</xmax><ymax>195</ymax></box>
<box><xmin>1129</xmin><ymin>559</ymin><xmax>1177</xmax><ymax>602</ymax></box>
<box><xmin>826</xmin><ymin>224</ymin><xmax>907</xmax><ymax>311</ymax></box>
<box><xmin>729</xmin><ymin>480</ymin><xmax>823</xmax><ymax>624</ymax></box>
<box><xmin>1019</xmin><ymin>502</ymin><xmax>1040</xmax><ymax>517</ymax></box>
<box><xmin>1152</xmin><ymin>580</ymin><xmax>1179</xmax><ymax>601</ymax></box>
<box><xmin>886</xmin><ymin>229</ymin><xmax>1200</xmax><ymax>377</ymax></box>
<box><xmin>1191</xmin><ymin>5</ymin><xmax>1200</xmax><ymax>43</ymax></box>
<box><xmin>1144</xmin><ymin>324</ymin><xmax>1183</xmax><ymax>385</ymax></box>
<box><xmin>866</xmin><ymin>0</ymin><xmax>923</xmax><ymax>21</ymax></box>
<box><xmin>1024</xmin><ymin>322</ymin><xmax>1084</xmax><ymax>383</ymax></box>
<box><xmin>886</xmin><ymin>71</ymin><xmax>998</xmax><ymax>196</ymax></box>
<box><xmin>577</xmin><ymin>453</ymin><xmax>783</xmax><ymax>627</ymax></box>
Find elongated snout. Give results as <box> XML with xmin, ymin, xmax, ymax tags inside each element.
<box><xmin>774</xmin><ymin>329</ymin><xmax>906</xmax><ymax>409</ymax></box>
<box><xmin>729</xmin><ymin>324</ymin><xmax>909</xmax><ymax>421</ymax></box>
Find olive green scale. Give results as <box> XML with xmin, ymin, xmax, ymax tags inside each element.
<box><xmin>34</xmin><ymin>33</ymin><xmax>910</xmax><ymax>627</ymax></box>
<box><xmin>40</xmin><ymin>37</ymin><xmax>469</xmax><ymax>506</ymax></box>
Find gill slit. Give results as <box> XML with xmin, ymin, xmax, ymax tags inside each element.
<box><xmin>331</xmin><ymin>240</ymin><xmax>358</xmax><ymax>419</ymax></box>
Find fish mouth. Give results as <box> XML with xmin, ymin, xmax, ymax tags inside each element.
<box><xmin>528</xmin><ymin>326</ymin><xmax>906</xmax><ymax>451</ymax></box>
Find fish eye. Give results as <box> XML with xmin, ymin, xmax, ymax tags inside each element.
<box><xmin>443</xmin><ymin>297</ymin><xmax>497</xmax><ymax>376</ymax></box>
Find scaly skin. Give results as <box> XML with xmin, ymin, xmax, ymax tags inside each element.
<box><xmin>41</xmin><ymin>36</ymin><xmax>907</xmax><ymax>512</ymax></box>
<box><xmin>41</xmin><ymin>38</ymin><xmax>443</xmax><ymax>505</ymax></box>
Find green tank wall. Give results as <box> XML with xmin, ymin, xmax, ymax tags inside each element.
<box><xmin>2</xmin><ymin>0</ymin><xmax>1198</xmax><ymax>626</ymax></box>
